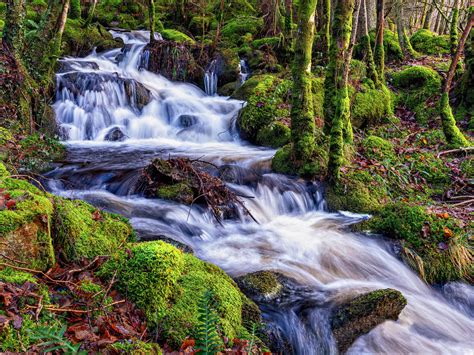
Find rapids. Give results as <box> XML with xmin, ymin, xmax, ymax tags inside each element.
<box><xmin>47</xmin><ymin>30</ymin><xmax>474</xmax><ymax>354</ymax></box>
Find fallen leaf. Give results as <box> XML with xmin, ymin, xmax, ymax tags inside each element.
<box><xmin>443</xmin><ymin>227</ymin><xmax>454</xmax><ymax>238</ymax></box>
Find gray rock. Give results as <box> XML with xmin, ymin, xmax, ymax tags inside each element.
<box><xmin>104</xmin><ymin>127</ymin><xmax>126</xmax><ymax>142</ymax></box>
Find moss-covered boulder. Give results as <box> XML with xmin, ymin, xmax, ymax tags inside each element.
<box><xmin>272</xmin><ymin>143</ymin><xmax>328</xmax><ymax>177</ymax></box>
<box><xmin>161</xmin><ymin>29</ymin><xmax>195</xmax><ymax>44</ymax></box>
<box><xmin>354</xmin><ymin>29</ymin><xmax>403</xmax><ymax>62</ymax></box>
<box><xmin>362</xmin><ymin>203</ymin><xmax>473</xmax><ymax>284</ymax></box>
<box><xmin>236</xmin><ymin>271</ymin><xmax>283</xmax><ymax>303</ymax></box>
<box><xmin>326</xmin><ymin>170</ymin><xmax>388</xmax><ymax>213</ymax></box>
<box><xmin>410</xmin><ymin>29</ymin><xmax>450</xmax><ymax>55</ymax></box>
<box><xmin>361</xmin><ymin>135</ymin><xmax>396</xmax><ymax>161</ymax></box>
<box><xmin>351</xmin><ymin>83</ymin><xmax>393</xmax><ymax>128</ymax></box>
<box><xmin>97</xmin><ymin>241</ymin><xmax>260</xmax><ymax>348</ymax></box>
<box><xmin>331</xmin><ymin>289</ymin><xmax>407</xmax><ymax>353</ymax></box>
<box><xmin>0</xmin><ymin>168</ymin><xmax>55</xmax><ymax>271</ymax></box>
<box><xmin>52</xmin><ymin>197</ymin><xmax>135</xmax><ymax>262</ymax></box>
<box><xmin>391</xmin><ymin>65</ymin><xmax>442</xmax><ymax>124</ymax></box>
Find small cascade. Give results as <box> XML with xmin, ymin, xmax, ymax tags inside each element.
<box><xmin>239</xmin><ymin>59</ymin><xmax>250</xmax><ymax>83</ymax></box>
<box><xmin>204</xmin><ymin>59</ymin><xmax>218</xmax><ymax>96</ymax></box>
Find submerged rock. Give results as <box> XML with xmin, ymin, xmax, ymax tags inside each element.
<box><xmin>236</xmin><ymin>271</ymin><xmax>284</xmax><ymax>303</ymax></box>
<box><xmin>178</xmin><ymin>114</ymin><xmax>199</xmax><ymax>128</ymax></box>
<box><xmin>331</xmin><ymin>288</ymin><xmax>407</xmax><ymax>353</ymax></box>
<box><xmin>104</xmin><ymin>127</ymin><xmax>127</xmax><ymax>142</ymax></box>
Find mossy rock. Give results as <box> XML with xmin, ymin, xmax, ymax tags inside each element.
<box><xmin>325</xmin><ymin>170</ymin><xmax>388</xmax><ymax>213</ymax></box>
<box><xmin>0</xmin><ymin>171</ymin><xmax>56</xmax><ymax>271</ymax></box>
<box><xmin>237</xmin><ymin>74</ymin><xmax>291</xmax><ymax>147</ymax></box>
<box><xmin>362</xmin><ymin>135</ymin><xmax>396</xmax><ymax>161</ymax></box>
<box><xmin>391</xmin><ymin>65</ymin><xmax>442</xmax><ymax>124</ymax></box>
<box><xmin>410</xmin><ymin>29</ymin><xmax>450</xmax><ymax>55</ymax></box>
<box><xmin>331</xmin><ymin>289</ymin><xmax>407</xmax><ymax>353</ymax></box>
<box><xmin>272</xmin><ymin>143</ymin><xmax>328</xmax><ymax>178</ymax></box>
<box><xmin>161</xmin><ymin>29</ymin><xmax>195</xmax><ymax>44</ymax></box>
<box><xmin>351</xmin><ymin>83</ymin><xmax>393</xmax><ymax>128</ymax></box>
<box><xmin>221</xmin><ymin>16</ymin><xmax>263</xmax><ymax>44</ymax></box>
<box><xmin>0</xmin><ymin>267</ymin><xmax>36</xmax><ymax>285</ymax></box>
<box><xmin>52</xmin><ymin>197</ymin><xmax>135</xmax><ymax>262</ymax></box>
<box><xmin>98</xmin><ymin>241</ymin><xmax>260</xmax><ymax>349</ymax></box>
<box><xmin>362</xmin><ymin>202</ymin><xmax>473</xmax><ymax>283</ymax></box>
<box><xmin>354</xmin><ymin>29</ymin><xmax>403</xmax><ymax>62</ymax></box>
<box><xmin>108</xmin><ymin>340</ymin><xmax>162</xmax><ymax>354</ymax></box>
<box><xmin>236</xmin><ymin>271</ymin><xmax>283</xmax><ymax>303</ymax></box>
<box><xmin>156</xmin><ymin>182</ymin><xmax>194</xmax><ymax>204</ymax></box>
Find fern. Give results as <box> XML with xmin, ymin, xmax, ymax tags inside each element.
<box><xmin>195</xmin><ymin>289</ymin><xmax>222</xmax><ymax>355</ymax></box>
<box><xmin>29</xmin><ymin>325</ymin><xmax>84</xmax><ymax>354</ymax></box>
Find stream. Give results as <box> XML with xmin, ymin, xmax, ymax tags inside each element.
<box><xmin>45</xmin><ymin>31</ymin><xmax>474</xmax><ymax>354</ymax></box>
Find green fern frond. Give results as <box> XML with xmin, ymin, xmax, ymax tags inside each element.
<box><xmin>195</xmin><ymin>289</ymin><xmax>223</xmax><ymax>355</ymax></box>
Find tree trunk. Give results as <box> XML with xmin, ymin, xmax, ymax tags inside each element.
<box><xmin>321</xmin><ymin>0</ymin><xmax>331</xmax><ymax>59</ymax></box>
<box><xmin>327</xmin><ymin>0</ymin><xmax>356</xmax><ymax>181</ymax></box>
<box><xmin>284</xmin><ymin>0</ymin><xmax>293</xmax><ymax>39</ymax></box>
<box><xmin>450</xmin><ymin>0</ymin><xmax>460</xmax><ymax>55</ymax></box>
<box><xmin>149</xmin><ymin>0</ymin><xmax>156</xmax><ymax>43</ymax></box>
<box><xmin>363</xmin><ymin>0</ymin><xmax>379</xmax><ymax>85</ymax></box>
<box><xmin>395</xmin><ymin>0</ymin><xmax>417</xmax><ymax>59</ymax></box>
<box><xmin>434</xmin><ymin>0</ymin><xmax>445</xmax><ymax>33</ymax></box>
<box><xmin>439</xmin><ymin>10</ymin><xmax>472</xmax><ymax>147</ymax></box>
<box><xmin>423</xmin><ymin>1</ymin><xmax>435</xmax><ymax>29</ymax></box>
<box><xmin>290</xmin><ymin>0</ymin><xmax>318</xmax><ymax>163</ymax></box>
<box><xmin>85</xmin><ymin>0</ymin><xmax>97</xmax><ymax>26</ymax></box>
<box><xmin>374</xmin><ymin>0</ymin><xmax>385</xmax><ymax>79</ymax></box>
<box><xmin>69</xmin><ymin>0</ymin><xmax>81</xmax><ymax>19</ymax></box>
<box><xmin>2</xmin><ymin>0</ymin><xmax>25</xmax><ymax>56</ymax></box>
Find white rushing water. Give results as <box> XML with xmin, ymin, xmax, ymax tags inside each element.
<box><xmin>49</xmin><ymin>31</ymin><xmax>474</xmax><ymax>354</ymax></box>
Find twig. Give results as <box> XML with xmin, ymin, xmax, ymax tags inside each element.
<box><xmin>35</xmin><ymin>295</ymin><xmax>44</xmax><ymax>321</ymax></box>
<box><xmin>102</xmin><ymin>269</ymin><xmax>117</xmax><ymax>305</ymax></box>
<box><xmin>437</xmin><ymin>147</ymin><xmax>474</xmax><ymax>158</ymax></box>
<box><xmin>9</xmin><ymin>174</ymin><xmax>48</xmax><ymax>193</ymax></box>
<box><xmin>0</xmin><ymin>253</ymin><xmax>29</xmax><ymax>265</ymax></box>
<box><xmin>450</xmin><ymin>199</ymin><xmax>474</xmax><ymax>207</ymax></box>
<box><xmin>26</xmin><ymin>300</ymin><xmax>126</xmax><ymax>314</ymax></box>
<box><xmin>67</xmin><ymin>256</ymin><xmax>102</xmax><ymax>274</ymax></box>
<box><xmin>0</xmin><ymin>262</ymin><xmax>75</xmax><ymax>286</ymax></box>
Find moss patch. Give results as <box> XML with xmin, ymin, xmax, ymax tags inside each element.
<box><xmin>410</xmin><ymin>29</ymin><xmax>450</xmax><ymax>55</ymax></box>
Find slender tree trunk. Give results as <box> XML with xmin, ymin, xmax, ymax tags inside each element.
<box><xmin>423</xmin><ymin>0</ymin><xmax>435</xmax><ymax>29</ymax></box>
<box><xmin>343</xmin><ymin>0</ymin><xmax>362</xmax><ymax>83</ymax></box>
<box><xmin>450</xmin><ymin>0</ymin><xmax>460</xmax><ymax>55</ymax></box>
<box><xmin>284</xmin><ymin>0</ymin><xmax>293</xmax><ymax>40</ymax></box>
<box><xmin>434</xmin><ymin>0</ymin><xmax>445</xmax><ymax>33</ymax></box>
<box><xmin>327</xmin><ymin>0</ymin><xmax>356</xmax><ymax>181</ymax></box>
<box><xmin>85</xmin><ymin>0</ymin><xmax>97</xmax><ymax>26</ymax></box>
<box><xmin>439</xmin><ymin>10</ymin><xmax>472</xmax><ymax>147</ymax></box>
<box><xmin>395</xmin><ymin>0</ymin><xmax>417</xmax><ymax>59</ymax></box>
<box><xmin>322</xmin><ymin>0</ymin><xmax>331</xmax><ymax>59</ymax></box>
<box><xmin>149</xmin><ymin>0</ymin><xmax>156</xmax><ymax>43</ymax></box>
<box><xmin>290</xmin><ymin>0</ymin><xmax>318</xmax><ymax>163</ymax></box>
<box><xmin>374</xmin><ymin>0</ymin><xmax>385</xmax><ymax>79</ymax></box>
<box><xmin>2</xmin><ymin>0</ymin><xmax>26</xmax><ymax>56</ymax></box>
<box><xmin>363</xmin><ymin>0</ymin><xmax>379</xmax><ymax>85</ymax></box>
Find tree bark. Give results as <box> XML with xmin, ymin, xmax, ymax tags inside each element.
<box><xmin>374</xmin><ymin>0</ymin><xmax>385</xmax><ymax>79</ymax></box>
<box><xmin>2</xmin><ymin>0</ymin><xmax>26</xmax><ymax>56</ymax></box>
<box><xmin>450</xmin><ymin>0</ymin><xmax>460</xmax><ymax>55</ymax></box>
<box><xmin>439</xmin><ymin>10</ymin><xmax>472</xmax><ymax>147</ymax></box>
<box><xmin>326</xmin><ymin>0</ymin><xmax>356</xmax><ymax>181</ymax></box>
<box><xmin>149</xmin><ymin>0</ymin><xmax>156</xmax><ymax>43</ymax></box>
<box><xmin>363</xmin><ymin>0</ymin><xmax>379</xmax><ymax>85</ymax></box>
<box><xmin>290</xmin><ymin>0</ymin><xmax>318</xmax><ymax>163</ymax></box>
<box><xmin>395</xmin><ymin>0</ymin><xmax>417</xmax><ymax>59</ymax></box>
<box><xmin>423</xmin><ymin>0</ymin><xmax>435</xmax><ymax>29</ymax></box>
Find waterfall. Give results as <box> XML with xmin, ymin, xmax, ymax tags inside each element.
<box><xmin>204</xmin><ymin>59</ymin><xmax>218</xmax><ymax>96</ymax></box>
<box><xmin>239</xmin><ymin>59</ymin><xmax>250</xmax><ymax>83</ymax></box>
<box><xmin>48</xmin><ymin>30</ymin><xmax>474</xmax><ymax>354</ymax></box>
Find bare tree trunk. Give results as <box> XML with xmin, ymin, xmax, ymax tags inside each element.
<box><xmin>434</xmin><ymin>0</ymin><xmax>446</xmax><ymax>33</ymax></box>
<box><xmin>439</xmin><ymin>10</ymin><xmax>473</xmax><ymax>147</ymax></box>
<box><xmin>148</xmin><ymin>0</ymin><xmax>156</xmax><ymax>44</ymax></box>
<box><xmin>423</xmin><ymin>0</ymin><xmax>435</xmax><ymax>29</ymax></box>
<box><xmin>344</xmin><ymin>0</ymin><xmax>362</xmax><ymax>83</ymax></box>
<box><xmin>395</xmin><ymin>0</ymin><xmax>416</xmax><ymax>58</ymax></box>
<box><xmin>363</xmin><ymin>0</ymin><xmax>379</xmax><ymax>85</ymax></box>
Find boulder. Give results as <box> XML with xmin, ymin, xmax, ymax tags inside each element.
<box><xmin>177</xmin><ymin>114</ymin><xmax>199</xmax><ymax>128</ymax></box>
<box><xmin>104</xmin><ymin>127</ymin><xmax>127</xmax><ymax>142</ymax></box>
<box><xmin>236</xmin><ymin>271</ymin><xmax>284</xmax><ymax>303</ymax></box>
<box><xmin>331</xmin><ymin>288</ymin><xmax>407</xmax><ymax>353</ymax></box>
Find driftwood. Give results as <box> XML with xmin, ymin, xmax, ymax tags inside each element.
<box><xmin>138</xmin><ymin>158</ymin><xmax>258</xmax><ymax>224</ymax></box>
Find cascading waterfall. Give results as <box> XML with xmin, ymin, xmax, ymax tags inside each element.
<box><xmin>47</xmin><ymin>31</ymin><xmax>474</xmax><ymax>354</ymax></box>
<box><xmin>204</xmin><ymin>59</ymin><xmax>218</xmax><ymax>96</ymax></box>
<box><xmin>239</xmin><ymin>59</ymin><xmax>250</xmax><ymax>83</ymax></box>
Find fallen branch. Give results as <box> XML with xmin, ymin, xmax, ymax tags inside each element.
<box><xmin>26</xmin><ymin>300</ymin><xmax>126</xmax><ymax>314</ymax></box>
<box><xmin>437</xmin><ymin>147</ymin><xmax>474</xmax><ymax>158</ymax></box>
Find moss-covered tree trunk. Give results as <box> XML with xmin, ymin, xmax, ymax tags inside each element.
<box><xmin>439</xmin><ymin>10</ymin><xmax>472</xmax><ymax>147</ymax></box>
<box><xmin>69</xmin><ymin>0</ymin><xmax>81</xmax><ymax>19</ymax></box>
<box><xmin>322</xmin><ymin>0</ymin><xmax>331</xmax><ymax>59</ymax></box>
<box><xmin>374</xmin><ymin>0</ymin><xmax>385</xmax><ymax>79</ymax></box>
<box><xmin>85</xmin><ymin>0</ymin><xmax>97</xmax><ymax>26</ymax></box>
<box><xmin>363</xmin><ymin>0</ymin><xmax>379</xmax><ymax>85</ymax></box>
<box><xmin>327</xmin><ymin>0</ymin><xmax>356</xmax><ymax>181</ymax></box>
<box><xmin>290</xmin><ymin>0</ymin><xmax>318</xmax><ymax>163</ymax></box>
<box><xmin>450</xmin><ymin>0</ymin><xmax>460</xmax><ymax>55</ymax></box>
<box><xmin>2</xmin><ymin>0</ymin><xmax>25</xmax><ymax>56</ymax></box>
<box><xmin>395</xmin><ymin>0</ymin><xmax>416</xmax><ymax>59</ymax></box>
<box><xmin>148</xmin><ymin>0</ymin><xmax>156</xmax><ymax>44</ymax></box>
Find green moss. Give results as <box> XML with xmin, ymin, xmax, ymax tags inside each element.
<box><xmin>98</xmin><ymin>241</ymin><xmax>257</xmax><ymax>349</ymax></box>
<box><xmin>362</xmin><ymin>135</ymin><xmax>396</xmax><ymax>161</ymax></box>
<box><xmin>272</xmin><ymin>144</ymin><xmax>294</xmax><ymax>175</ymax></box>
<box><xmin>460</xmin><ymin>158</ymin><xmax>473</xmax><ymax>177</ymax></box>
<box><xmin>410</xmin><ymin>29</ymin><xmax>450</xmax><ymax>55</ymax></box>
<box><xmin>79</xmin><ymin>279</ymin><xmax>102</xmax><ymax>294</ymax></box>
<box><xmin>236</xmin><ymin>271</ymin><xmax>283</xmax><ymax>301</ymax></box>
<box><xmin>326</xmin><ymin>170</ymin><xmax>388</xmax><ymax>213</ymax></box>
<box><xmin>391</xmin><ymin>66</ymin><xmax>442</xmax><ymax>124</ymax></box>
<box><xmin>0</xmin><ymin>162</ymin><xmax>9</xmax><ymax>178</ymax></box>
<box><xmin>272</xmin><ymin>143</ymin><xmax>328</xmax><ymax>177</ymax></box>
<box><xmin>156</xmin><ymin>182</ymin><xmax>194</xmax><ymax>204</ymax></box>
<box><xmin>53</xmin><ymin>197</ymin><xmax>135</xmax><ymax>261</ymax></box>
<box><xmin>354</xmin><ymin>29</ymin><xmax>403</xmax><ymax>62</ymax></box>
<box><xmin>161</xmin><ymin>29</ymin><xmax>195</xmax><ymax>44</ymax></box>
<box><xmin>351</xmin><ymin>83</ymin><xmax>393</xmax><ymax>128</ymax></box>
<box><xmin>0</xmin><ymin>176</ymin><xmax>55</xmax><ymax>271</ymax></box>
<box><xmin>364</xmin><ymin>202</ymin><xmax>473</xmax><ymax>283</ymax></box>
<box><xmin>256</xmin><ymin>121</ymin><xmax>291</xmax><ymax>148</ymax></box>
<box><xmin>251</xmin><ymin>37</ymin><xmax>281</xmax><ymax>48</ymax></box>
<box><xmin>439</xmin><ymin>92</ymin><xmax>469</xmax><ymax>147</ymax></box>
<box><xmin>221</xmin><ymin>16</ymin><xmax>263</xmax><ymax>43</ymax></box>
<box><xmin>0</xmin><ymin>268</ymin><xmax>36</xmax><ymax>284</ymax></box>
<box><xmin>109</xmin><ymin>340</ymin><xmax>162</xmax><ymax>354</ymax></box>
<box><xmin>311</xmin><ymin>76</ymin><xmax>325</xmax><ymax>119</ymax></box>
<box><xmin>410</xmin><ymin>152</ymin><xmax>450</xmax><ymax>185</ymax></box>
<box><xmin>237</xmin><ymin>75</ymin><xmax>292</xmax><ymax>147</ymax></box>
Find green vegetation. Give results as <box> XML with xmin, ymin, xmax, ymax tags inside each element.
<box><xmin>410</xmin><ymin>29</ymin><xmax>450</xmax><ymax>55</ymax></box>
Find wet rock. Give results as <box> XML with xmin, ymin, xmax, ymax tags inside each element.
<box><xmin>236</xmin><ymin>271</ymin><xmax>284</xmax><ymax>303</ymax></box>
<box><xmin>218</xmin><ymin>165</ymin><xmax>260</xmax><ymax>186</ymax></box>
<box><xmin>178</xmin><ymin>114</ymin><xmax>199</xmax><ymax>128</ymax></box>
<box><xmin>124</xmin><ymin>80</ymin><xmax>152</xmax><ymax>110</ymax></box>
<box><xmin>104</xmin><ymin>127</ymin><xmax>126</xmax><ymax>142</ymax></box>
<box><xmin>330</xmin><ymin>288</ymin><xmax>407</xmax><ymax>353</ymax></box>
<box><xmin>58</xmin><ymin>60</ymin><xmax>99</xmax><ymax>73</ymax></box>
